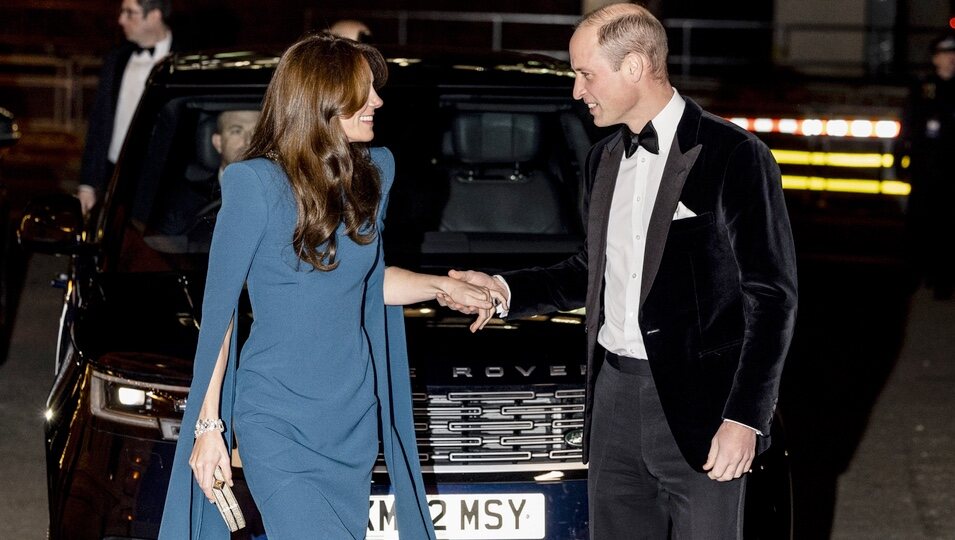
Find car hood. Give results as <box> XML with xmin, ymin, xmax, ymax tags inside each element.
<box><xmin>79</xmin><ymin>271</ymin><xmax>587</xmax><ymax>387</ymax></box>
<box><xmin>78</xmin><ymin>272</ymin><xmax>204</xmax><ymax>385</ymax></box>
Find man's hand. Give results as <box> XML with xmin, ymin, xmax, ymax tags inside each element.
<box><xmin>702</xmin><ymin>421</ymin><xmax>756</xmax><ymax>482</ymax></box>
<box><xmin>439</xmin><ymin>269</ymin><xmax>510</xmax><ymax>332</ymax></box>
<box><xmin>76</xmin><ymin>186</ymin><xmax>96</xmax><ymax>215</ymax></box>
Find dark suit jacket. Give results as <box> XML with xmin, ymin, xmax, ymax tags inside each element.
<box><xmin>503</xmin><ymin>97</ymin><xmax>798</xmax><ymax>471</ymax></box>
<box><xmin>80</xmin><ymin>38</ymin><xmax>178</xmax><ymax>193</ymax></box>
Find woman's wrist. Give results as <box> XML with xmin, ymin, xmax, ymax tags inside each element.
<box><xmin>194</xmin><ymin>418</ymin><xmax>225</xmax><ymax>438</ymax></box>
<box><xmin>434</xmin><ymin>275</ymin><xmax>454</xmax><ymax>299</ymax></box>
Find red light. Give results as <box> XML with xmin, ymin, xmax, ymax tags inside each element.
<box><xmin>949</xmin><ymin>17</ymin><xmax>955</xmax><ymax>29</ymax></box>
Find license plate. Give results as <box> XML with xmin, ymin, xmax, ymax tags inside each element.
<box><xmin>367</xmin><ymin>493</ymin><xmax>546</xmax><ymax>539</ymax></box>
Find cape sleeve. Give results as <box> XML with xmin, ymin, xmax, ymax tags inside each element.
<box><xmin>366</xmin><ymin>147</ymin><xmax>438</xmax><ymax>540</ymax></box>
<box><xmin>159</xmin><ymin>161</ymin><xmax>269</xmax><ymax>539</ymax></box>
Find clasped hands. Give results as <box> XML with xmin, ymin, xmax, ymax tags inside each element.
<box><xmin>437</xmin><ymin>269</ymin><xmax>508</xmax><ymax>332</ymax></box>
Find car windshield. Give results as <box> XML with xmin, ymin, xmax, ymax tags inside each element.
<box><xmin>109</xmin><ymin>90</ymin><xmax>595</xmax><ymax>273</ymax></box>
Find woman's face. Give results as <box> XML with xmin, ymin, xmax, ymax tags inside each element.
<box><xmin>339</xmin><ymin>77</ymin><xmax>383</xmax><ymax>143</ymax></box>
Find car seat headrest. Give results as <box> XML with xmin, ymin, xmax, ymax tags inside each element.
<box><xmin>185</xmin><ymin>112</ymin><xmax>221</xmax><ymax>182</ymax></box>
<box><xmin>451</xmin><ymin>112</ymin><xmax>541</xmax><ymax>164</ymax></box>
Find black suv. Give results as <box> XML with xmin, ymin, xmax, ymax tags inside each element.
<box><xmin>20</xmin><ymin>49</ymin><xmax>790</xmax><ymax>539</ymax></box>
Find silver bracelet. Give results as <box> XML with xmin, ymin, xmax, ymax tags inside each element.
<box><xmin>195</xmin><ymin>418</ymin><xmax>225</xmax><ymax>439</ymax></box>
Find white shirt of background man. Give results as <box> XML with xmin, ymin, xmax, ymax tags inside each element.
<box><xmin>107</xmin><ymin>32</ymin><xmax>173</xmax><ymax>163</ymax></box>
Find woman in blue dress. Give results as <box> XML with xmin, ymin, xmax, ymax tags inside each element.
<box><xmin>158</xmin><ymin>33</ymin><xmax>503</xmax><ymax>539</ymax></box>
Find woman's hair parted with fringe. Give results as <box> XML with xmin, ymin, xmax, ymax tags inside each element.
<box><xmin>578</xmin><ymin>3</ymin><xmax>669</xmax><ymax>82</ymax></box>
<box><xmin>244</xmin><ymin>32</ymin><xmax>389</xmax><ymax>271</ymax></box>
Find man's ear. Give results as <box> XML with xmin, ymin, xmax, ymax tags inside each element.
<box><xmin>211</xmin><ymin>133</ymin><xmax>223</xmax><ymax>154</ymax></box>
<box><xmin>624</xmin><ymin>53</ymin><xmax>644</xmax><ymax>83</ymax></box>
<box><xmin>144</xmin><ymin>8</ymin><xmax>162</xmax><ymax>26</ymax></box>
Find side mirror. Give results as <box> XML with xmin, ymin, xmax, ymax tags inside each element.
<box><xmin>0</xmin><ymin>107</ymin><xmax>20</xmax><ymax>149</ymax></box>
<box><xmin>18</xmin><ymin>194</ymin><xmax>85</xmax><ymax>255</ymax></box>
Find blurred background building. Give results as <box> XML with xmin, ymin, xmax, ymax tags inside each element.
<box><xmin>1</xmin><ymin>0</ymin><xmax>953</xmax><ymax>169</ymax></box>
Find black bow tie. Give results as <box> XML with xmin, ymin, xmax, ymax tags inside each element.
<box><xmin>623</xmin><ymin>121</ymin><xmax>659</xmax><ymax>158</ymax></box>
<box><xmin>134</xmin><ymin>45</ymin><xmax>155</xmax><ymax>56</ymax></box>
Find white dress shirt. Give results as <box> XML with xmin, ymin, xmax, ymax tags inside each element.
<box><xmin>108</xmin><ymin>33</ymin><xmax>173</xmax><ymax>163</ymax></box>
<box><xmin>597</xmin><ymin>89</ymin><xmax>685</xmax><ymax>359</ymax></box>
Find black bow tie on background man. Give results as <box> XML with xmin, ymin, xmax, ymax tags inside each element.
<box><xmin>133</xmin><ymin>45</ymin><xmax>155</xmax><ymax>56</ymax></box>
<box><xmin>623</xmin><ymin>121</ymin><xmax>659</xmax><ymax>158</ymax></box>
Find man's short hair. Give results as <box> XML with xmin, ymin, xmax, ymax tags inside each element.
<box><xmin>578</xmin><ymin>4</ymin><xmax>669</xmax><ymax>81</ymax></box>
<box><xmin>137</xmin><ymin>0</ymin><xmax>171</xmax><ymax>23</ymax></box>
<box><xmin>215</xmin><ymin>109</ymin><xmax>257</xmax><ymax>134</ymax></box>
<box><xmin>932</xmin><ymin>33</ymin><xmax>955</xmax><ymax>54</ymax></box>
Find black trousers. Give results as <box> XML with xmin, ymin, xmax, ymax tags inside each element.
<box><xmin>588</xmin><ymin>353</ymin><xmax>746</xmax><ymax>540</ymax></box>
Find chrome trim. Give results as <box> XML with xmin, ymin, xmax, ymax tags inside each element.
<box><xmin>447</xmin><ymin>391</ymin><xmax>536</xmax><ymax>401</ymax></box>
<box><xmin>159</xmin><ymin>418</ymin><xmax>182</xmax><ymax>441</ymax></box>
<box><xmin>499</xmin><ymin>435</ymin><xmax>565</xmax><ymax>446</ymax></box>
<box><xmin>449</xmin><ymin>451</ymin><xmax>533</xmax><ymax>462</ymax></box>
<box><xmin>447</xmin><ymin>421</ymin><xmax>535</xmax><ymax>432</ymax></box>
<box><xmin>549</xmin><ymin>449</ymin><xmax>584</xmax><ymax>459</ymax></box>
<box><xmin>414</xmin><ymin>406</ymin><xmax>483</xmax><ymax>417</ymax></box>
<box><xmin>92</xmin><ymin>370</ymin><xmax>190</xmax><ymax>393</ymax></box>
<box><xmin>422</xmin><ymin>437</ymin><xmax>483</xmax><ymax>447</ymax></box>
<box><xmin>500</xmin><ymin>404</ymin><xmax>586</xmax><ymax>415</ymax></box>
<box><xmin>374</xmin><ymin>462</ymin><xmax>587</xmax><ymax>474</ymax></box>
<box><xmin>395</xmin><ymin>385</ymin><xmax>587</xmax><ymax>474</ymax></box>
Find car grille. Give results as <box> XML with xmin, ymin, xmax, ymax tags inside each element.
<box><xmin>379</xmin><ymin>387</ymin><xmax>588</xmax><ymax>474</ymax></box>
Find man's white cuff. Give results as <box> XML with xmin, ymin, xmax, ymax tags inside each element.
<box><xmin>492</xmin><ymin>275</ymin><xmax>511</xmax><ymax>317</ymax></box>
<box><xmin>723</xmin><ymin>418</ymin><xmax>763</xmax><ymax>436</ymax></box>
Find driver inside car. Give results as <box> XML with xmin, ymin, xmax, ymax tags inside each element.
<box><xmin>145</xmin><ymin>109</ymin><xmax>260</xmax><ymax>252</ymax></box>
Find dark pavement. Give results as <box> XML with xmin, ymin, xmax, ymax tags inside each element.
<box><xmin>829</xmin><ymin>286</ymin><xmax>955</xmax><ymax>539</ymax></box>
<box><xmin>0</xmin><ymin>253</ymin><xmax>63</xmax><ymax>540</ymax></box>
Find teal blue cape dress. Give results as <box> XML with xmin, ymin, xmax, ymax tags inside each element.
<box><xmin>158</xmin><ymin>148</ymin><xmax>436</xmax><ymax>539</ymax></box>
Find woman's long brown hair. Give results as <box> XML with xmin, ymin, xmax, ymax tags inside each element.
<box><xmin>245</xmin><ymin>33</ymin><xmax>388</xmax><ymax>271</ymax></box>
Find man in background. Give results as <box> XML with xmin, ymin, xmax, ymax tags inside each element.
<box><xmin>78</xmin><ymin>0</ymin><xmax>175</xmax><ymax>214</ymax></box>
<box><xmin>902</xmin><ymin>34</ymin><xmax>955</xmax><ymax>300</ymax></box>
<box><xmin>900</xmin><ymin>33</ymin><xmax>955</xmax><ymax>300</ymax></box>
<box><xmin>328</xmin><ymin>19</ymin><xmax>372</xmax><ymax>42</ymax></box>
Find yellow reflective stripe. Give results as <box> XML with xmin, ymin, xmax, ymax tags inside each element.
<box><xmin>781</xmin><ymin>175</ymin><xmax>911</xmax><ymax>195</ymax></box>
<box><xmin>771</xmin><ymin>149</ymin><xmax>894</xmax><ymax>168</ymax></box>
<box><xmin>880</xmin><ymin>181</ymin><xmax>912</xmax><ymax>195</ymax></box>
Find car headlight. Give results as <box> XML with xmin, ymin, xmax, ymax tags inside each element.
<box><xmin>90</xmin><ymin>370</ymin><xmax>189</xmax><ymax>440</ymax></box>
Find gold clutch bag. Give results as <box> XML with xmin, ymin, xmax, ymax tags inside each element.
<box><xmin>211</xmin><ymin>467</ymin><xmax>246</xmax><ymax>532</ymax></box>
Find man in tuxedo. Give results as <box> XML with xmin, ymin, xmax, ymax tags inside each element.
<box><xmin>77</xmin><ymin>0</ymin><xmax>174</xmax><ymax>214</ymax></box>
<box><xmin>446</xmin><ymin>4</ymin><xmax>797</xmax><ymax>538</ymax></box>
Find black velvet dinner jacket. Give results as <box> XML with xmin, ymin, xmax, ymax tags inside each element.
<box><xmin>503</xmin><ymin>97</ymin><xmax>798</xmax><ymax>471</ymax></box>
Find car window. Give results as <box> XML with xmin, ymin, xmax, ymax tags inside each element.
<box><xmin>379</xmin><ymin>90</ymin><xmax>593</xmax><ymax>258</ymax></box>
<box><xmin>107</xmin><ymin>97</ymin><xmax>260</xmax><ymax>273</ymax></box>
<box><xmin>109</xmin><ymin>93</ymin><xmax>594</xmax><ymax>272</ymax></box>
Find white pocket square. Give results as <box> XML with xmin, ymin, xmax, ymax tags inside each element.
<box><xmin>673</xmin><ymin>201</ymin><xmax>697</xmax><ymax>220</ymax></box>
